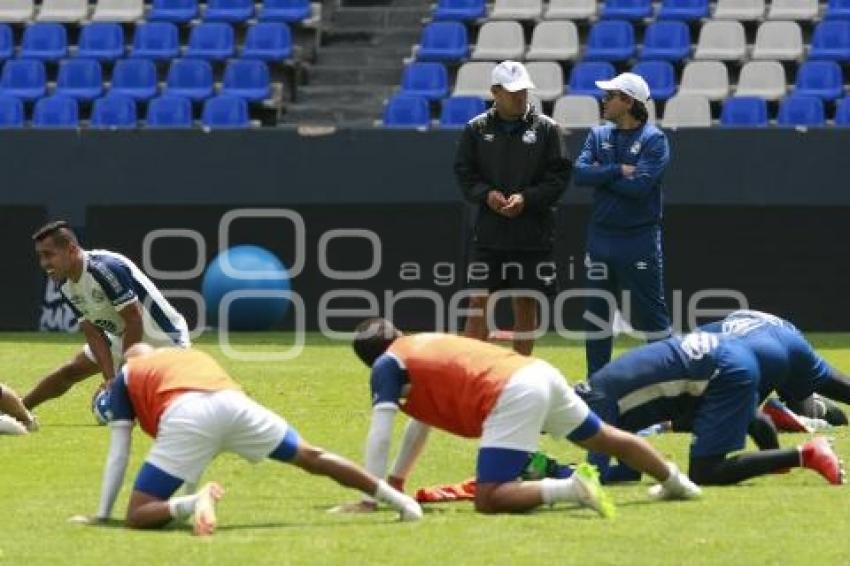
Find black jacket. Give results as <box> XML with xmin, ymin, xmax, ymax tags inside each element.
<box><xmin>454</xmin><ymin>106</ymin><xmax>572</xmax><ymax>251</ymax></box>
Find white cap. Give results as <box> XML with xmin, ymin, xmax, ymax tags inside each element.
<box><xmin>595</xmin><ymin>72</ymin><xmax>651</xmax><ymax>104</ymax></box>
<box><xmin>491</xmin><ymin>60</ymin><xmax>535</xmax><ymax>92</ymax></box>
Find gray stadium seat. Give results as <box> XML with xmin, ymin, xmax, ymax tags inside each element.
<box><xmin>526</xmin><ymin>62</ymin><xmax>564</xmax><ymax>101</ymax></box>
<box><xmin>489</xmin><ymin>0</ymin><xmax>542</xmax><ymax>20</ymax></box>
<box><xmin>37</xmin><ymin>0</ymin><xmax>89</xmax><ymax>22</ymax></box>
<box><xmin>645</xmin><ymin>99</ymin><xmax>657</xmax><ymax>123</ymax></box>
<box><xmin>545</xmin><ymin>0</ymin><xmax>596</xmax><ymax>20</ymax></box>
<box><xmin>551</xmin><ymin>95</ymin><xmax>599</xmax><ymax>128</ymax></box>
<box><xmin>767</xmin><ymin>0</ymin><xmax>818</xmax><ymax>21</ymax></box>
<box><xmin>472</xmin><ymin>21</ymin><xmax>525</xmax><ymax>61</ymax></box>
<box><xmin>526</xmin><ymin>21</ymin><xmax>579</xmax><ymax>61</ymax></box>
<box><xmin>453</xmin><ymin>61</ymin><xmax>497</xmax><ymax>99</ymax></box>
<box><xmin>678</xmin><ymin>61</ymin><xmax>730</xmax><ymax>101</ymax></box>
<box><xmin>713</xmin><ymin>0</ymin><xmax>765</xmax><ymax>20</ymax></box>
<box><xmin>751</xmin><ymin>21</ymin><xmax>804</xmax><ymax>61</ymax></box>
<box><xmin>662</xmin><ymin>94</ymin><xmax>713</xmax><ymax>128</ymax></box>
<box><xmin>92</xmin><ymin>0</ymin><xmax>144</xmax><ymax>22</ymax></box>
<box><xmin>734</xmin><ymin>61</ymin><xmax>787</xmax><ymax>101</ymax></box>
<box><xmin>0</xmin><ymin>0</ymin><xmax>34</xmax><ymax>23</ymax></box>
<box><xmin>694</xmin><ymin>21</ymin><xmax>747</xmax><ymax>61</ymax></box>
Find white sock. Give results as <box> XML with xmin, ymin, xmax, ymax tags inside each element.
<box><xmin>168</xmin><ymin>493</ymin><xmax>200</xmax><ymax>520</ymax></box>
<box><xmin>373</xmin><ymin>479</ymin><xmax>412</xmax><ymax>511</ymax></box>
<box><xmin>540</xmin><ymin>477</ymin><xmax>580</xmax><ymax>505</ymax></box>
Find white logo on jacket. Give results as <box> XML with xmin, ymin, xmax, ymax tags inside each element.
<box><xmin>522</xmin><ymin>130</ymin><xmax>536</xmax><ymax>144</ymax></box>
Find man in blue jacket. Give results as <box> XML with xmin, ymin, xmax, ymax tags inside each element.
<box><xmin>573</xmin><ymin>73</ymin><xmax>672</xmax><ymax>376</ymax></box>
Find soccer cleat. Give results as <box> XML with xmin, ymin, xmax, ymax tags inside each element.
<box><xmin>801</xmin><ymin>437</ymin><xmax>845</xmax><ymax>486</ymax></box>
<box><xmin>761</xmin><ymin>399</ymin><xmax>812</xmax><ymax>433</ymax></box>
<box><xmin>398</xmin><ymin>497</ymin><xmax>424</xmax><ymax>522</ymax></box>
<box><xmin>648</xmin><ymin>463</ymin><xmax>702</xmax><ymax>500</ymax></box>
<box><xmin>0</xmin><ymin>415</ymin><xmax>28</xmax><ymax>435</ymax></box>
<box><xmin>571</xmin><ymin>463</ymin><xmax>616</xmax><ymax>519</ymax></box>
<box><xmin>193</xmin><ymin>482</ymin><xmax>225</xmax><ymax>536</ymax></box>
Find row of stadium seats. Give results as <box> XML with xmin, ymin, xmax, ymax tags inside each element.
<box><xmin>0</xmin><ymin>0</ymin><xmax>312</xmax><ymax>24</ymax></box>
<box><xmin>431</xmin><ymin>0</ymin><xmax>850</xmax><ymax>22</ymax></box>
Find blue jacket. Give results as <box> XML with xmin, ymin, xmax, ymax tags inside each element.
<box><xmin>573</xmin><ymin>122</ymin><xmax>669</xmax><ymax>233</ymax></box>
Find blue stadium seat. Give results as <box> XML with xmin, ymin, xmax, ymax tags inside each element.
<box><xmin>90</xmin><ymin>93</ymin><xmax>137</xmax><ymax>129</ymax></box>
<box><xmin>202</xmin><ymin>94</ymin><xmax>250</xmax><ymax>128</ymax></box>
<box><xmin>400</xmin><ymin>62</ymin><xmax>449</xmax><ymax>101</ymax></box>
<box><xmin>132</xmin><ymin>22</ymin><xmax>180</xmax><ymax>61</ymax></box>
<box><xmin>809</xmin><ymin>21</ymin><xmax>850</xmax><ymax>61</ymax></box>
<box><xmin>149</xmin><ymin>0</ymin><xmax>198</xmax><ymax>23</ymax></box>
<box><xmin>146</xmin><ymin>95</ymin><xmax>193</xmax><ymax>128</ymax></box>
<box><xmin>794</xmin><ymin>61</ymin><xmax>844</xmax><ymax>101</ymax></box>
<box><xmin>657</xmin><ymin>0</ymin><xmax>709</xmax><ymax>20</ymax></box>
<box><xmin>632</xmin><ymin>61</ymin><xmax>676</xmax><ymax>101</ymax></box>
<box><xmin>835</xmin><ymin>96</ymin><xmax>850</xmax><ymax>126</ymax></box>
<box><xmin>642</xmin><ymin>21</ymin><xmax>691</xmax><ymax>62</ymax></box>
<box><xmin>602</xmin><ymin>0</ymin><xmax>652</xmax><ymax>20</ymax></box>
<box><xmin>32</xmin><ymin>94</ymin><xmax>79</xmax><ymax>128</ymax></box>
<box><xmin>383</xmin><ymin>94</ymin><xmax>430</xmax><ymax>129</ymax></box>
<box><xmin>777</xmin><ymin>96</ymin><xmax>825</xmax><ymax>127</ymax></box>
<box><xmin>433</xmin><ymin>0</ymin><xmax>486</xmax><ymax>21</ymax></box>
<box><xmin>720</xmin><ymin>97</ymin><xmax>768</xmax><ymax>127</ymax></box>
<box><xmin>416</xmin><ymin>22</ymin><xmax>469</xmax><ymax>62</ymax></box>
<box><xmin>221</xmin><ymin>59</ymin><xmax>271</xmax><ymax>102</ymax></box>
<box><xmin>56</xmin><ymin>59</ymin><xmax>103</xmax><ymax>101</ymax></box>
<box><xmin>439</xmin><ymin>96</ymin><xmax>485</xmax><ymax>128</ymax></box>
<box><xmin>0</xmin><ymin>59</ymin><xmax>47</xmax><ymax>101</ymax></box>
<box><xmin>111</xmin><ymin>59</ymin><xmax>158</xmax><ymax>101</ymax></box>
<box><xmin>165</xmin><ymin>59</ymin><xmax>214</xmax><ymax>101</ymax></box>
<box><xmin>825</xmin><ymin>0</ymin><xmax>850</xmax><ymax>19</ymax></box>
<box><xmin>568</xmin><ymin>62</ymin><xmax>616</xmax><ymax>99</ymax></box>
<box><xmin>584</xmin><ymin>20</ymin><xmax>636</xmax><ymax>62</ymax></box>
<box><xmin>20</xmin><ymin>23</ymin><xmax>67</xmax><ymax>61</ymax></box>
<box><xmin>0</xmin><ymin>94</ymin><xmax>24</xmax><ymax>128</ymax></box>
<box><xmin>186</xmin><ymin>23</ymin><xmax>235</xmax><ymax>61</ymax></box>
<box><xmin>0</xmin><ymin>25</ymin><xmax>13</xmax><ymax>61</ymax></box>
<box><xmin>78</xmin><ymin>23</ymin><xmax>124</xmax><ymax>61</ymax></box>
<box><xmin>242</xmin><ymin>23</ymin><xmax>293</xmax><ymax>60</ymax></box>
<box><xmin>205</xmin><ymin>0</ymin><xmax>254</xmax><ymax>22</ymax></box>
<box><xmin>259</xmin><ymin>0</ymin><xmax>312</xmax><ymax>23</ymax></box>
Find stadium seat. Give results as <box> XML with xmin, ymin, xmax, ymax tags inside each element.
<box><xmin>551</xmin><ymin>95</ymin><xmax>599</xmax><ymax>128</ymax></box>
<box><xmin>382</xmin><ymin>94</ymin><xmax>430</xmax><ymax>129</ymax></box>
<box><xmin>826</xmin><ymin>0</ymin><xmax>850</xmax><ymax>20</ymax></box>
<box><xmin>527</xmin><ymin>93</ymin><xmax>543</xmax><ymax>113</ymax></box>
<box><xmin>37</xmin><ymin>0</ymin><xmax>88</xmax><ymax>22</ymax></box>
<box><xmin>32</xmin><ymin>94</ymin><xmax>79</xmax><ymax>128</ymax></box>
<box><xmin>148</xmin><ymin>0</ymin><xmax>198</xmax><ymax>22</ymax></box>
<box><xmin>439</xmin><ymin>96</ymin><xmax>486</xmax><ymax>128</ymax></box>
<box><xmin>78</xmin><ymin>23</ymin><xmax>125</xmax><ymax>62</ymax></box>
<box><xmin>20</xmin><ymin>23</ymin><xmax>68</xmax><ymax>61</ymax></box>
<box><xmin>489</xmin><ymin>0</ymin><xmax>542</xmax><ymax>20</ymax></box>
<box><xmin>186</xmin><ymin>23</ymin><xmax>235</xmax><ymax>61</ymax></box>
<box><xmin>809</xmin><ymin>21</ymin><xmax>850</xmax><ymax>61</ymax></box>
<box><xmin>631</xmin><ymin>61</ymin><xmax>676</xmax><ymax>101</ymax></box>
<box><xmin>259</xmin><ymin>0</ymin><xmax>312</xmax><ymax>23</ymax></box>
<box><xmin>92</xmin><ymin>0</ymin><xmax>144</xmax><ymax>22</ymax></box>
<box><xmin>526</xmin><ymin>62</ymin><xmax>563</xmax><ymax>101</ymax></box>
<box><xmin>678</xmin><ymin>61</ymin><xmax>730</xmax><ymax>100</ymax></box>
<box><xmin>793</xmin><ymin>61</ymin><xmax>845</xmax><ymax>101</ymax></box>
<box><xmin>433</xmin><ymin>0</ymin><xmax>486</xmax><ymax>21</ymax></box>
<box><xmin>399</xmin><ymin>62</ymin><xmax>449</xmax><ymax>101</ymax></box>
<box><xmin>694</xmin><ymin>21</ymin><xmax>747</xmax><ymax>61</ymax></box>
<box><xmin>0</xmin><ymin>59</ymin><xmax>46</xmax><ymax>101</ymax></box>
<box><xmin>734</xmin><ymin>61</ymin><xmax>786</xmax><ymax>101</ymax></box>
<box><xmin>645</xmin><ymin>99</ymin><xmax>657</xmax><ymax>122</ymax></box>
<box><xmin>0</xmin><ymin>25</ymin><xmax>13</xmax><ymax>61</ymax></box>
<box><xmin>0</xmin><ymin>0</ymin><xmax>34</xmax><ymax>23</ymax></box>
<box><xmin>657</xmin><ymin>0</ymin><xmax>709</xmax><ymax>21</ymax></box>
<box><xmin>0</xmin><ymin>94</ymin><xmax>24</xmax><ymax>128</ymax></box>
<box><xmin>111</xmin><ymin>58</ymin><xmax>158</xmax><ymax>101</ymax></box>
<box><xmin>205</xmin><ymin>0</ymin><xmax>254</xmax><ymax>23</ymax></box>
<box><xmin>526</xmin><ymin>21</ymin><xmax>579</xmax><ymax>61</ymax></box>
<box><xmin>146</xmin><ymin>94</ymin><xmax>193</xmax><ymax>128</ymax></box>
<box><xmin>752</xmin><ymin>22</ymin><xmax>803</xmax><ymax>61</ymax></box>
<box><xmin>452</xmin><ymin>61</ymin><xmax>496</xmax><ymax>99</ymax></box>
<box><xmin>165</xmin><ymin>59</ymin><xmax>214</xmax><ymax>102</ymax></box>
<box><xmin>713</xmin><ymin>0</ymin><xmax>764</xmax><ymax>20</ymax></box>
<box><xmin>416</xmin><ymin>22</ymin><xmax>469</xmax><ymax>62</ymax></box>
<box><xmin>662</xmin><ymin>94</ymin><xmax>712</xmax><ymax>127</ymax></box>
<box><xmin>132</xmin><ymin>22</ymin><xmax>180</xmax><ymax>61</ymax></box>
<box><xmin>202</xmin><ymin>94</ymin><xmax>250</xmax><ymax>128</ymax></box>
<box><xmin>545</xmin><ymin>0</ymin><xmax>596</xmax><ymax>19</ymax></box>
<box><xmin>90</xmin><ymin>93</ymin><xmax>137</xmax><ymax>129</ymax></box>
<box><xmin>767</xmin><ymin>0</ymin><xmax>817</xmax><ymax>20</ymax></box>
<box><xmin>471</xmin><ymin>21</ymin><xmax>525</xmax><ymax>61</ymax></box>
<box><xmin>568</xmin><ymin>62</ymin><xmax>616</xmax><ymax>99</ymax></box>
<box><xmin>720</xmin><ymin>97</ymin><xmax>769</xmax><ymax>127</ymax></box>
<box><xmin>641</xmin><ymin>21</ymin><xmax>691</xmax><ymax>62</ymax></box>
<box><xmin>835</xmin><ymin>96</ymin><xmax>850</xmax><ymax>126</ymax></box>
<box><xmin>602</xmin><ymin>0</ymin><xmax>652</xmax><ymax>20</ymax></box>
<box><xmin>56</xmin><ymin>59</ymin><xmax>103</xmax><ymax>101</ymax></box>
<box><xmin>221</xmin><ymin>59</ymin><xmax>271</xmax><ymax>102</ymax></box>
<box><xmin>584</xmin><ymin>20</ymin><xmax>636</xmax><ymax>62</ymax></box>
<box><xmin>242</xmin><ymin>23</ymin><xmax>293</xmax><ymax>61</ymax></box>
<box><xmin>777</xmin><ymin>96</ymin><xmax>825</xmax><ymax>127</ymax></box>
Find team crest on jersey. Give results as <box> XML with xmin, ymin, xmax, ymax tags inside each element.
<box><xmin>522</xmin><ymin>130</ymin><xmax>537</xmax><ymax>144</ymax></box>
<box><xmin>629</xmin><ymin>141</ymin><xmax>642</xmax><ymax>154</ymax></box>
<box><xmin>483</xmin><ymin>133</ymin><xmax>495</xmax><ymax>142</ymax></box>
<box><xmin>91</xmin><ymin>289</ymin><xmax>106</xmax><ymax>302</ymax></box>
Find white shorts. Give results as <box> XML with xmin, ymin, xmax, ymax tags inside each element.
<box><xmin>83</xmin><ymin>326</ymin><xmax>191</xmax><ymax>369</ymax></box>
<box><xmin>480</xmin><ymin>361</ymin><xmax>592</xmax><ymax>452</ymax></box>
<box><xmin>146</xmin><ymin>390</ymin><xmax>291</xmax><ymax>483</ymax></box>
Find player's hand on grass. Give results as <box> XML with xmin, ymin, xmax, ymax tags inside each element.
<box><xmin>328</xmin><ymin>501</ymin><xmax>378</xmax><ymax>514</ymax></box>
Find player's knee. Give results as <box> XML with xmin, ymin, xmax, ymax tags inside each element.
<box><xmin>473</xmin><ymin>489</ymin><xmax>500</xmax><ymax>514</ymax></box>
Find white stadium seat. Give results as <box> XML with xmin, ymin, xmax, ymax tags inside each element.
<box><xmin>453</xmin><ymin>62</ymin><xmax>497</xmax><ymax>100</ymax></box>
<box><xmin>526</xmin><ymin>21</ymin><xmax>580</xmax><ymax>61</ymax></box>
<box><xmin>662</xmin><ymin>94</ymin><xmax>713</xmax><ymax>128</ymax></box>
<box><xmin>552</xmin><ymin>95</ymin><xmax>600</xmax><ymax>128</ymax></box>
<box><xmin>694</xmin><ymin>21</ymin><xmax>747</xmax><ymax>61</ymax></box>
<box><xmin>752</xmin><ymin>21</ymin><xmax>804</xmax><ymax>61</ymax></box>
<box><xmin>472</xmin><ymin>21</ymin><xmax>525</xmax><ymax>61</ymax></box>
<box><xmin>678</xmin><ymin>61</ymin><xmax>731</xmax><ymax>101</ymax></box>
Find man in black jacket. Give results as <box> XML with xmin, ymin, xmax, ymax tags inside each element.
<box><xmin>454</xmin><ymin>61</ymin><xmax>572</xmax><ymax>355</ymax></box>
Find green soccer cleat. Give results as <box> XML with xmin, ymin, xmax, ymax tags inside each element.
<box><xmin>572</xmin><ymin>463</ymin><xmax>616</xmax><ymax>519</ymax></box>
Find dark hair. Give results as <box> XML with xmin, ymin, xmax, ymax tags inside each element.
<box><xmin>32</xmin><ymin>220</ymin><xmax>78</xmax><ymax>247</ymax></box>
<box><xmin>352</xmin><ymin>318</ymin><xmax>401</xmax><ymax>367</ymax></box>
<box><xmin>629</xmin><ymin>100</ymin><xmax>649</xmax><ymax>123</ymax></box>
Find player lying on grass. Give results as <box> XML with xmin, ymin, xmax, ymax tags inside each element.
<box><xmin>72</xmin><ymin>344</ymin><xmax>421</xmax><ymax>535</ymax></box>
<box><xmin>0</xmin><ymin>384</ymin><xmax>38</xmax><ymax>435</ymax></box>
<box><xmin>578</xmin><ymin>310</ymin><xmax>847</xmax><ymax>486</ymax></box>
<box><xmin>25</xmin><ymin>221</ymin><xmax>191</xmax><ymax>411</ymax></box>
<box><xmin>340</xmin><ymin>319</ymin><xmax>701</xmax><ymax>518</ymax></box>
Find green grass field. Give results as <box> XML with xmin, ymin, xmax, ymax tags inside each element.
<box><xmin>1</xmin><ymin>332</ymin><xmax>849</xmax><ymax>565</ymax></box>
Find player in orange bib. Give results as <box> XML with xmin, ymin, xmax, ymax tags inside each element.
<box><xmin>73</xmin><ymin>344</ymin><xmax>421</xmax><ymax>535</ymax></box>
<box><xmin>344</xmin><ymin>318</ymin><xmax>702</xmax><ymax>516</ymax></box>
